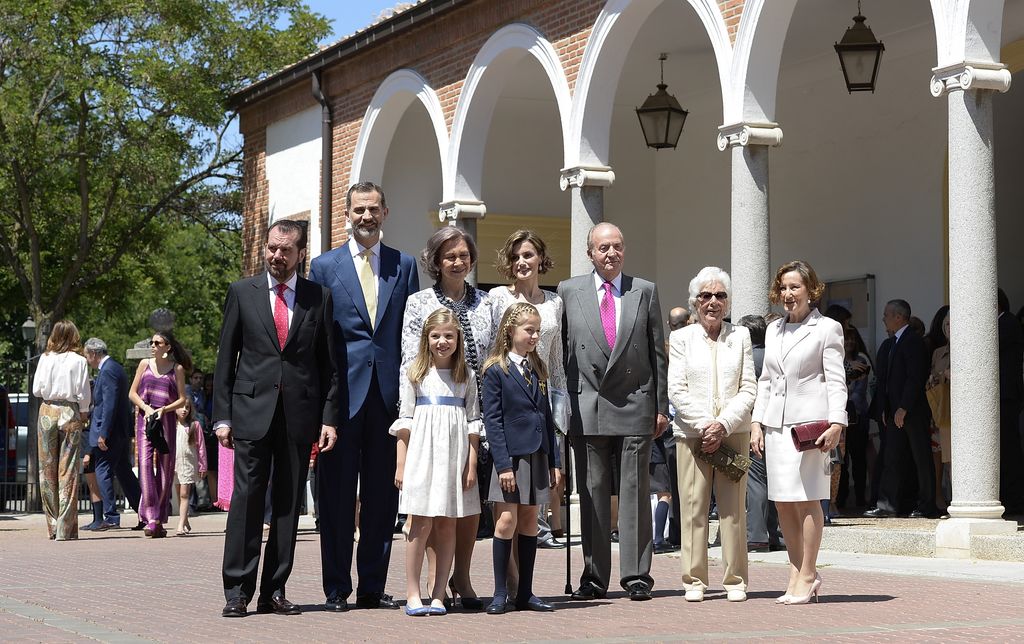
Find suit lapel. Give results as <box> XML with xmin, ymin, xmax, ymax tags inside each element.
<box><xmin>332</xmin><ymin>248</ymin><xmax>373</xmax><ymax>329</ymax></box>
<box><xmin>251</xmin><ymin>274</ymin><xmax>281</xmax><ymax>351</ymax></box>
<box><xmin>375</xmin><ymin>245</ymin><xmax>400</xmax><ymax>331</ymax></box>
<box><xmin>781</xmin><ymin>310</ymin><xmax>818</xmax><ymax>361</ymax></box>
<box><xmin>284</xmin><ymin>278</ymin><xmax>312</xmax><ymax>349</ymax></box>
<box><xmin>609</xmin><ymin>275</ymin><xmax>641</xmax><ymax>366</ymax></box>
<box><xmin>574</xmin><ymin>276</ymin><xmax>610</xmax><ymax>357</ymax></box>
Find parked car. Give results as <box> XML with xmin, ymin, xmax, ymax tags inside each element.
<box><xmin>2</xmin><ymin>392</ymin><xmax>29</xmax><ymax>485</ymax></box>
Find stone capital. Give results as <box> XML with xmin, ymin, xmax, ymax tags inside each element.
<box><xmin>717</xmin><ymin>122</ymin><xmax>783</xmax><ymax>151</ymax></box>
<box><xmin>559</xmin><ymin>165</ymin><xmax>615</xmax><ymax>191</ymax></box>
<box><xmin>438</xmin><ymin>199</ymin><xmax>486</xmax><ymax>223</ymax></box>
<box><xmin>930</xmin><ymin>61</ymin><xmax>1012</xmax><ymax>97</ymax></box>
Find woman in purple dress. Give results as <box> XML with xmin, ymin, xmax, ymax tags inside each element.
<box><xmin>129</xmin><ymin>331</ymin><xmax>189</xmax><ymax>537</ymax></box>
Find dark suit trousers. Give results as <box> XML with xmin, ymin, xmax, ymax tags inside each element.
<box><xmin>575</xmin><ymin>434</ymin><xmax>654</xmax><ymax>592</ymax></box>
<box><xmin>745</xmin><ymin>452</ymin><xmax>781</xmax><ymax>545</ymax></box>
<box><xmin>318</xmin><ymin>371</ymin><xmax>397</xmax><ymax>600</ymax></box>
<box><xmin>223</xmin><ymin>398</ymin><xmax>310</xmax><ymax>603</ymax></box>
<box><xmin>999</xmin><ymin>400</ymin><xmax>1024</xmax><ymax>512</ymax></box>
<box><xmin>94</xmin><ymin>436</ymin><xmax>141</xmax><ymax>522</ymax></box>
<box><xmin>877</xmin><ymin>415</ymin><xmax>935</xmax><ymax>514</ymax></box>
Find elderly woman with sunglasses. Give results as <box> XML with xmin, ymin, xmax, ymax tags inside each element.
<box><xmin>666</xmin><ymin>267</ymin><xmax>756</xmax><ymax>603</ymax></box>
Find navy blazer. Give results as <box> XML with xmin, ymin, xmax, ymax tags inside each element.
<box><xmin>482</xmin><ymin>362</ymin><xmax>559</xmax><ymax>473</ymax></box>
<box><xmin>309</xmin><ymin>242</ymin><xmax>419</xmax><ymax>424</ymax></box>
<box><xmin>89</xmin><ymin>358</ymin><xmax>133</xmax><ymax>447</ymax></box>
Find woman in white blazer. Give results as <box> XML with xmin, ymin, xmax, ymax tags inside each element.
<box><xmin>750</xmin><ymin>260</ymin><xmax>847</xmax><ymax>605</ymax></box>
<box><xmin>667</xmin><ymin>267</ymin><xmax>756</xmax><ymax>603</ymax></box>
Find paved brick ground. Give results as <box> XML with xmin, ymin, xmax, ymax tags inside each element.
<box><xmin>1</xmin><ymin>511</ymin><xmax>1023</xmax><ymax>643</ymax></box>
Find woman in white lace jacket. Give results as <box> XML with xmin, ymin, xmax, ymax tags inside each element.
<box><xmin>667</xmin><ymin>267</ymin><xmax>756</xmax><ymax>603</ymax></box>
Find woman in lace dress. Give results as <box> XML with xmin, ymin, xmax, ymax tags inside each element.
<box><xmin>401</xmin><ymin>226</ymin><xmax>493</xmax><ymax>608</ymax></box>
<box><xmin>488</xmin><ymin>230</ymin><xmax>568</xmax><ymax>553</ymax></box>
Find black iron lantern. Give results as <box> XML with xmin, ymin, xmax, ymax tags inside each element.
<box><xmin>636</xmin><ymin>53</ymin><xmax>688</xmax><ymax>150</ymax></box>
<box><xmin>834</xmin><ymin>1</ymin><xmax>885</xmax><ymax>93</ymax></box>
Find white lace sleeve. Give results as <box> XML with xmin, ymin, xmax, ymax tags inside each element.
<box><xmin>547</xmin><ymin>294</ymin><xmax>567</xmax><ymax>393</ymax></box>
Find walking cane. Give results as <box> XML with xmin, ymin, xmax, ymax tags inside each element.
<box><xmin>564</xmin><ymin>435</ymin><xmax>573</xmax><ymax>595</ymax></box>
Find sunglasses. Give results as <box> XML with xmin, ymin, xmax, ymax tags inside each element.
<box><xmin>149</xmin><ymin>340</ymin><xmax>167</xmax><ymax>347</ymax></box>
<box><xmin>697</xmin><ymin>291</ymin><xmax>728</xmax><ymax>303</ymax></box>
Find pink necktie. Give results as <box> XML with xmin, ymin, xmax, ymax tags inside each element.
<box><xmin>600</xmin><ymin>281</ymin><xmax>616</xmax><ymax>349</ymax></box>
<box><xmin>273</xmin><ymin>283</ymin><xmax>289</xmax><ymax>348</ymax></box>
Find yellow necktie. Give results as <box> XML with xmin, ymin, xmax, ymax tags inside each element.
<box><xmin>358</xmin><ymin>248</ymin><xmax>377</xmax><ymax>329</ymax></box>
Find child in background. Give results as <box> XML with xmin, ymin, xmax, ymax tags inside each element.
<box><xmin>174</xmin><ymin>399</ymin><xmax>206</xmax><ymax>536</ymax></box>
<box><xmin>391</xmin><ymin>308</ymin><xmax>481</xmax><ymax>616</ymax></box>
<box><xmin>482</xmin><ymin>302</ymin><xmax>561</xmax><ymax>615</ymax></box>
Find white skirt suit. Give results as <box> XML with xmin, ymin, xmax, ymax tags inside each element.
<box><xmin>751</xmin><ymin>310</ymin><xmax>848</xmax><ymax>502</ymax></box>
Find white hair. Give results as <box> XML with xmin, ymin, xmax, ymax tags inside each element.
<box><xmin>687</xmin><ymin>266</ymin><xmax>732</xmax><ymax>314</ymax></box>
<box><xmin>83</xmin><ymin>337</ymin><xmax>108</xmax><ymax>356</ymax></box>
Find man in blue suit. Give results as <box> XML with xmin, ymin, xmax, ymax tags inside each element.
<box><xmin>309</xmin><ymin>181</ymin><xmax>419</xmax><ymax>611</ymax></box>
<box><xmin>84</xmin><ymin>338</ymin><xmax>142</xmax><ymax>529</ymax></box>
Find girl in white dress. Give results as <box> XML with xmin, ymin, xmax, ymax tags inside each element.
<box><xmin>174</xmin><ymin>399</ymin><xmax>207</xmax><ymax>536</ymax></box>
<box><xmin>391</xmin><ymin>308</ymin><xmax>482</xmax><ymax>616</ymax></box>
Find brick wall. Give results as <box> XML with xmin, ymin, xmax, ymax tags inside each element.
<box><xmin>239</xmin><ymin>0</ymin><xmax>750</xmax><ymax>274</ymax></box>
<box><xmin>719</xmin><ymin>0</ymin><xmax>743</xmax><ymax>43</ymax></box>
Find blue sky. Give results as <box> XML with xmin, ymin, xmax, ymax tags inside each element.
<box><xmin>305</xmin><ymin>0</ymin><xmax>404</xmax><ymax>43</ymax></box>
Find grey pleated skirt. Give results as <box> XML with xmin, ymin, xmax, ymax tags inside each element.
<box><xmin>487</xmin><ymin>450</ymin><xmax>551</xmax><ymax>505</ymax></box>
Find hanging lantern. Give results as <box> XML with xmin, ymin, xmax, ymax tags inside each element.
<box><xmin>636</xmin><ymin>53</ymin><xmax>688</xmax><ymax>149</ymax></box>
<box><xmin>834</xmin><ymin>1</ymin><xmax>885</xmax><ymax>93</ymax></box>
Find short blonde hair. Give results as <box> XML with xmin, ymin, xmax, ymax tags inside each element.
<box><xmin>768</xmin><ymin>260</ymin><xmax>825</xmax><ymax>305</ymax></box>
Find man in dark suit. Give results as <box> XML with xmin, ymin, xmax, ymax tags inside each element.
<box><xmin>83</xmin><ymin>337</ymin><xmax>141</xmax><ymax>530</ymax></box>
<box><xmin>214</xmin><ymin>219</ymin><xmax>340</xmax><ymax>618</ymax></box>
<box><xmin>559</xmin><ymin>223</ymin><xmax>668</xmax><ymax>602</ymax></box>
<box><xmin>997</xmin><ymin>288</ymin><xmax>1024</xmax><ymax>515</ymax></box>
<box><xmin>309</xmin><ymin>182</ymin><xmax>418</xmax><ymax>611</ymax></box>
<box><xmin>866</xmin><ymin>299</ymin><xmax>937</xmax><ymax>518</ymax></box>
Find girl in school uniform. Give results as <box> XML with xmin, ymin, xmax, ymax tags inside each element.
<box><xmin>391</xmin><ymin>308</ymin><xmax>482</xmax><ymax>616</ymax></box>
<box><xmin>174</xmin><ymin>398</ymin><xmax>207</xmax><ymax>536</ymax></box>
<box><xmin>481</xmin><ymin>302</ymin><xmax>561</xmax><ymax>615</ymax></box>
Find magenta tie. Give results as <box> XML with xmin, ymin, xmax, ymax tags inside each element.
<box><xmin>600</xmin><ymin>281</ymin><xmax>616</xmax><ymax>349</ymax></box>
<box><xmin>273</xmin><ymin>283</ymin><xmax>289</xmax><ymax>348</ymax></box>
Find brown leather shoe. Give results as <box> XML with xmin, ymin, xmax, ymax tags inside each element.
<box><xmin>222</xmin><ymin>597</ymin><xmax>247</xmax><ymax>618</ymax></box>
<box><xmin>256</xmin><ymin>594</ymin><xmax>301</xmax><ymax>615</ymax></box>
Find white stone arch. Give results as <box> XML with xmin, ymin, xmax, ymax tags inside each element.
<box><xmin>445</xmin><ymin>23</ymin><xmax>573</xmax><ymax>202</ymax></box>
<box><xmin>350</xmin><ymin>69</ymin><xmax>449</xmax><ymax>191</ymax></box>
<box><xmin>931</xmin><ymin>0</ymin><xmax>1006</xmax><ymax>67</ymax></box>
<box><xmin>568</xmin><ymin>0</ymin><xmax>733</xmax><ymax>167</ymax></box>
<box><xmin>728</xmin><ymin>0</ymin><xmax>798</xmax><ymax>125</ymax></box>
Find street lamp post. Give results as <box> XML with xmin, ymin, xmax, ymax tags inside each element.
<box><xmin>21</xmin><ymin>318</ymin><xmax>39</xmax><ymax>511</ymax></box>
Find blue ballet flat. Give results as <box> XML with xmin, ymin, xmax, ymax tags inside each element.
<box><xmin>427</xmin><ymin>604</ymin><xmax>447</xmax><ymax>616</ymax></box>
<box><xmin>404</xmin><ymin>605</ymin><xmax>431</xmax><ymax>616</ymax></box>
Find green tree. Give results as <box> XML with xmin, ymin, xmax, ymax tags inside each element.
<box><xmin>0</xmin><ymin>0</ymin><xmax>330</xmax><ymax>349</ymax></box>
<box><xmin>0</xmin><ymin>0</ymin><xmax>330</xmax><ymax>508</ymax></box>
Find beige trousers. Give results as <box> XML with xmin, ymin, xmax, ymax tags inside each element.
<box><xmin>676</xmin><ymin>432</ymin><xmax>749</xmax><ymax>592</ymax></box>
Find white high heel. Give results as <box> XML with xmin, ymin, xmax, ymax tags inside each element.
<box><xmin>774</xmin><ymin>594</ymin><xmax>791</xmax><ymax>604</ymax></box>
<box><xmin>785</xmin><ymin>573</ymin><xmax>822</xmax><ymax>605</ymax></box>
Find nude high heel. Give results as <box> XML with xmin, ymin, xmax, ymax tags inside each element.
<box><xmin>785</xmin><ymin>573</ymin><xmax>821</xmax><ymax>605</ymax></box>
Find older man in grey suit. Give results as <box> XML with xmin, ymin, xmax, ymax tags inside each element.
<box><xmin>559</xmin><ymin>223</ymin><xmax>668</xmax><ymax>601</ymax></box>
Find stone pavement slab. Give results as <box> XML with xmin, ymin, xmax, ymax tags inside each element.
<box><xmin>1</xmin><ymin>511</ymin><xmax>1023</xmax><ymax>642</ymax></box>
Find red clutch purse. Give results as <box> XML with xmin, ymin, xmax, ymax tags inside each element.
<box><xmin>791</xmin><ymin>420</ymin><xmax>829</xmax><ymax>452</ymax></box>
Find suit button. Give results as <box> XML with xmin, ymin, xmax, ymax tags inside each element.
<box><xmin>626</xmin><ymin>369</ymin><xmax>632</xmax><ymax>374</ymax></box>
<box><xmin>367</xmin><ymin>361</ymin><xmax>372</xmax><ymax>367</ymax></box>
<box><xmin>274</xmin><ymin>384</ymin><xmax>279</xmax><ymax>389</ymax></box>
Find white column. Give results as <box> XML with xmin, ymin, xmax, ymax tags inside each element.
<box><xmin>439</xmin><ymin>199</ymin><xmax>486</xmax><ymax>286</ymax></box>
<box><xmin>930</xmin><ymin>61</ymin><xmax>1017</xmax><ymax>557</ymax></box>
<box><xmin>718</xmin><ymin>123</ymin><xmax>783</xmax><ymax>320</ymax></box>
<box><xmin>560</xmin><ymin>166</ymin><xmax>615</xmax><ymax>276</ymax></box>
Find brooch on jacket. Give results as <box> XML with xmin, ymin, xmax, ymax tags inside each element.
<box><xmin>539</xmin><ymin>380</ymin><xmax>547</xmax><ymax>396</ymax></box>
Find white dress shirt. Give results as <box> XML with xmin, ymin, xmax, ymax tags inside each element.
<box><xmin>32</xmin><ymin>351</ymin><xmax>92</xmax><ymax>412</ymax></box>
<box><xmin>592</xmin><ymin>271</ymin><xmax>622</xmax><ymax>328</ymax></box>
<box><xmin>348</xmin><ymin>237</ymin><xmax>380</xmax><ymax>298</ymax></box>
<box><xmin>267</xmin><ymin>271</ymin><xmax>298</xmax><ymax>328</ymax></box>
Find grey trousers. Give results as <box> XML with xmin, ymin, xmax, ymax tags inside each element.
<box><xmin>745</xmin><ymin>451</ymin><xmax>782</xmax><ymax>545</ymax></box>
<box><xmin>574</xmin><ymin>434</ymin><xmax>654</xmax><ymax>592</ymax></box>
